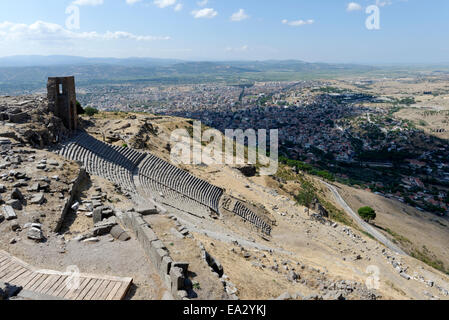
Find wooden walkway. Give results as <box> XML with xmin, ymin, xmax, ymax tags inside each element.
<box><xmin>0</xmin><ymin>250</ymin><xmax>133</xmax><ymax>300</ymax></box>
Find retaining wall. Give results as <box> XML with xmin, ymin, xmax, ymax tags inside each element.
<box><xmin>115</xmin><ymin>210</ymin><xmax>189</xmax><ymax>300</ymax></box>
<box><xmin>54</xmin><ymin>168</ymin><xmax>88</xmax><ymax>232</ymax></box>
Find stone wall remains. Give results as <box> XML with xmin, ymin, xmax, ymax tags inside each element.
<box><xmin>54</xmin><ymin>167</ymin><xmax>88</xmax><ymax>232</ymax></box>
<box><xmin>115</xmin><ymin>210</ymin><xmax>189</xmax><ymax>300</ymax></box>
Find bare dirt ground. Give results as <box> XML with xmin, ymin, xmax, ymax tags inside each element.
<box><xmin>0</xmin><ymin>142</ymin><xmax>165</xmax><ymax>299</ymax></box>
<box><xmin>328</xmin><ymin>182</ymin><xmax>449</xmax><ymax>271</ymax></box>
<box><xmin>143</xmin><ymin>129</ymin><xmax>449</xmax><ymax>300</ymax></box>
<box><xmin>177</xmin><ymin>163</ymin><xmax>449</xmax><ymax>300</ymax></box>
<box><xmin>144</xmin><ymin>214</ymin><xmax>227</xmax><ymax>300</ymax></box>
<box><xmin>325</xmin><ymin>77</ymin><xmax>449</xmax><ymax>139</ymax></box>
<box><xmin>136</xmin><ymin>112</ymin><xmax>449</xmax><ymax>300</ymax></box>
<box><xmin>1</xmin><ymin>232</ymin><xmax>164</xmax><ymax>300</ymax></box>
<box><xmin>396</xmin><ymin>107</ymin><xmax>449</xmax><ymax>140</ymax></box>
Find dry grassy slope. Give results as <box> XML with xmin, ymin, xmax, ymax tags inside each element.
<box><xmin>327</xmin><ymin>182</ymin><xmax>449</xmax><ymax>272</ymax></box>
<box><xmin>396</xmin><ymin>107</ymin><xmax>449</xmax><ymax>140</ymax></box>
<box><xmin>324</xmin><ymin>78</ymin><xmax>449</xmax><ymax>139</ymax></box>
<box><xmin>317</xmin><ymin>79</ymin><xmax>449</xmax><ymax>270</ymax></box>
<box><xmin>83</xmin><ymin>111</ymin><xmax>449</xmax><ymax>300</ymax></box>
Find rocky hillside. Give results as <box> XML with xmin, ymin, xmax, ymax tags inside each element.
<box><xmin>1</xmin><ymin>95</ymin><xmax>449</xmax><ymax>300</ymax></box>
<box><xmin>80</xmin><ymin>110</ymin><xmax>449</xmax><ymax>300</ymax></box>
<box><xmin>0</xmin><ymin>96</ymin><xmax>71</xmax><ymax>147</ymax></box>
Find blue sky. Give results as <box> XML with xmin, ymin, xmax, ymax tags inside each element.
<box><xmin>0</xmin><ymin>0</ymin><xmax>448</xmax><ymax>63</ymax></box>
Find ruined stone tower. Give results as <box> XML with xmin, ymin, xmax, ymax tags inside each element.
<box><xmin>47</xmin><ymin>76</ymin><xmax>77</xmax><ymax>131</ymax></box>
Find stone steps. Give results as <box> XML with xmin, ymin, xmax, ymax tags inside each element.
<box><xmin>58</xmin><ymin>134</ymin><xmax>138</xmax><ymax>193</ymax></box>
<box><xmin>58</xmin><ymin>133</ymin><xmax>223</xmax><ymax>215</ymax></box>
<box><xmin>137</xmin><ymin>154</ymin><xmax>223</xmax><ymax>213</ymax></box>
<box><xmin>55</xmin><ymin>133</ymin><xmax>278</xmax><ymax>235</ymax></box>
<box><xmin>233</xmin><ymin>201</ymin><xmax>272</xmax><ymax>235</ymax></box>
<box><xmin>138</xmin><ymin>175</ymin><xmax>211</xmax><ymax>217</ymax></box>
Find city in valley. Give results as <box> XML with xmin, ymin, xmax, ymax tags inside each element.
<box><xmin>76</xmin><ymin>74</ymin><xmax>449</xmax><ymax>218</ymax></box>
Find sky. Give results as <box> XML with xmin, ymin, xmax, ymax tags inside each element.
<box><xmin>0</xmin><ymin>0</ymin><xmax>448</xmax><ymax>64</ymax></box>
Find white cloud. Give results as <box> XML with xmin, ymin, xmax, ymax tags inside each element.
<box><xmin>0</xmin><ymin>21</ymin><xmax>170</xmax><ymax>42</ymax></box>
<box><xmin>126</xmin><ymin>0</ymin><xmax>142</xmax><ymax>5</ymax></box>
<box><xmin>103</xmin><ymin>31</ymin><xmax>170</xmax><ymax>41</ymax></box>
<box><xmin>282</xmin><ymin>19</ymin><xmax>314</xmax><ymax>27</ymax></box>
<box><xmin>197</xmin><ymin>0</ymin><xmax>208</xmax><ymax>7</ymax></box>
<box><xmin>376</xmin><ymin>0</ymin><xmax>393</xmax><ymax>7</ymax></box>
<box><xmin>153</xmin><ymin>0</ymin><xmax>177</xmax><ymax>8</ymax></box>
<box><xmin>174</xmin><ymin>3</ymin><xmax>183</xmax><ymax>11</ymax></box>
<box><xmin>72</xmin><ymin>0</ymin><xmax>104</xmax><ymax>6</ymax></box>
<box><xmin>346</xmin><ymin>2</ymin><xmax>362</xmax><ymax>11</ymax></box>
<box><xmin>191</xmin><ymin>8</ymin><xmax>218</xmax><ymax>19</ymax></box>
<box><xmin>226</xmin><ymin>45</ymin><xmax>249</xmax><ymax>52</ymax></box>
<box><xmin>230</xmin><ymin>9</ymin><xmax>249</xmax><ymax>22</ymax></box>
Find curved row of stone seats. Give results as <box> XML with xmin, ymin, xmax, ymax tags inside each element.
<box><xmin>60</xmin><ymin>143</ymin><xmax>128</xmax><ymax>191</ymax></box>
<box><xmin>138</xmin><ymin>174</ymin><xmax>212</xmax><ymax>217</ymax></box>
<box><xmin>58</xmin><ymin>133</ymin><xmax>223</xmax><ymax>213</ymax></box>
<box><xmin>233</xmin><ymin>201</ymin><xmax>272</xmax><ymax>235</ymax></box>
<box><xmin>71</xmin><ymin>132</ymin><xmax>146</xmax><ymax>170</ymax></box>
<box><xmin>88</xmin><ymin>147</ymin><xmax>134</xmax><ymax>191</ymax></box>
<box><xmin>61</xmin><ymin>133</ymin><xmax>254</xmax><ymax>220</ymax></box>
<box><xmin>138</xmin><ymin>154</ymin><xmax>224</xmax><ymax>213</ymax></box>
<box><xmin>139</xmin><ymin>176</ymin><xmax>208</xmax><ymax>216</ymax></box>
<box><xmin>58</xmin><ymin>140</ymin><xmax>135</xmax><ymax>192</ymax></box>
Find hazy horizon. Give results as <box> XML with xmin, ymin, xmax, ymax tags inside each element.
<box><xmin>0</xmin><ymin>1</ymin><xmax>448</xmax><ymax>64</ymax></box>
<box><xmin>1</xmin><ymin>54</ymin><xmax>449</xmax><ymax>67</ymax></box>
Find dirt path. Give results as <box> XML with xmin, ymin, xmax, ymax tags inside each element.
<box><xmin>323</xmin><ymin>181</ymin><xmax>407</xmax><ymax>256</ymax></box>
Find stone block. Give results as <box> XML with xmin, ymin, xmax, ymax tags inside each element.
<box><xmin>91</xmin><ymin>225</ymin><xmax>113</xmax><ymax>237</ymax></box>
<box><xmin>156</xmin><ymin>248</ymin><xmax>169</xmax><ymax>270</ymax></box>
<box><xmin>152</xmin><ymin>239</ymin><xmax>166</xmax><ymax>250</ymax></box>
<box><xmin>113</xmin><ymin>211</ymin><xmax>125</xmax><ymax>226</ymax></box>
<box><xmin>92</xmin><ymin>207</ymin><xmax>103</xmax><ymax>224</ymax></box>
<box><xmin>136</xmin><ymin>205</ymin><xmax>159</xmax><ymax>215</ymax></box>
<box><xmin>170</xmin><ymin>228</ymin><xmax>185</xmax><ymax>239</ymax></box>
<box><xmin>30</xmin><ymin>193</ymin><xmax>45</xmax><ymax>205</ymax></box>
<box><xmin>27</xmin><ymin>227</ymin><xmax>44</xmax><ymax>241</ymax></box>
<box><xmin>6</xmin><ymin>200</ymin><xmax>22</xmax><ymax>211</ymax></box>
<box><xmin>177</xmin><ymin>290</ymin><xmax>188</xmax><ymax>299</ymax></box>
<box><xmin>138</xmin><ymin>226</ymin><xmax>158</xmax><ymax>249</ymax></box>
<box><xmin>131</xmin><ymin>213</ymin><xmax>147</xmax><ymax>231</ymax></box>
<box><xmin>160</xmin><ymin>256</ymin><xmax>173</xmax><ymax>276</ymax></box>
<box><xmin>8</xmin><ymin>112</ymin><xmax>30</xmax><ymax>124</ymax></box>
<box><xmin>170</xmin><ymin>267</ymin><xmax>185</xmax><ymax>292</ymax></box>
<box><xmin>2</xmin><ymin>206</ymin><xmax>17</xmax><ymax>220</ymax></box>
<box><xmin>118</xmin><ymin>211</ymin><xmax>132</xmax><ymax>229</ymax></box>
<box><xmin>92</xmin><ymin>200</ymin><xmax>102</xmax><ymax>208</ymax></box>
<box><xmin>110</xmin><ymin>225</ymin><xmax>130</xmax><ymax>241</ymax></box>
<box><xmin>172</xmin><ymin>262</ymin><xmax>189</xmax><ymax>275</ymax></box>
<box><xmin>149</xmin><ymin>240</ymin><xmax>167</xmax><ymax>264</ymax></box>
<box><xmin>94</xmin><ymin>216</ymin><xmax>117</xmax><ymax>228</ymax></box>
<box><xmin>400</xmin><ymin>272</ymin><xmax>411</xmax><ymax>280</ymax></box>
<box><xmin>10</xmin><ymin>188</ymin><xmax>23</xmax><ymax>200</ymax></box>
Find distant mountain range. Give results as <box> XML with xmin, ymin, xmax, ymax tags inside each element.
<box><xmin>0</xmin><ymin>55</ymin><xmax>447</xmax><ymax>94</ymax></box>
<box><xmin>0</xmin><ymin>55</ymin><xmax>379</xmax><ymax>70</ymax></box>
<box><xmin>0</xmin><ymin>55</ymin><xmax>183</xmax><ymax>68</ymax></box>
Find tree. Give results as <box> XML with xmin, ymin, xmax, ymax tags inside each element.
<box><xmin>295</xmin><ymin>181</ymin><xmax>316</xmax><ymax>208</ymax></box>
<box><xmin>84</xmin><ymin>107</ymin><xmax>99</xmax><ymax>117</ymax></box>
<box><xmin>358</xmin><ymin>206</ymin><xmax>376</xmax><ymax>222</ymax></box>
